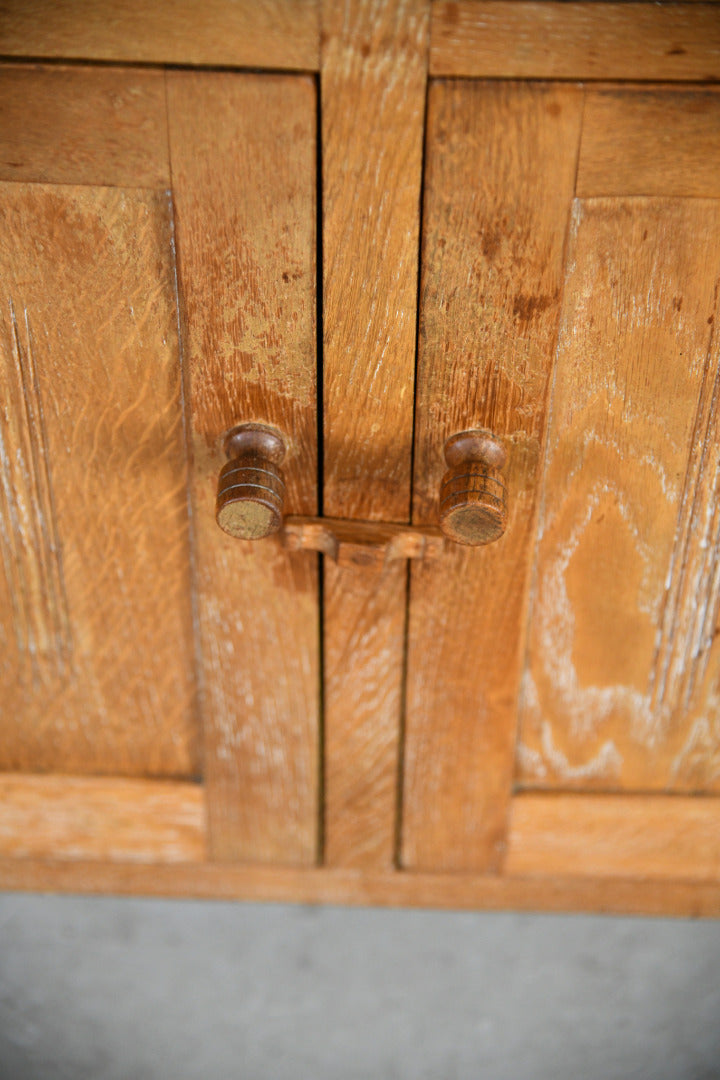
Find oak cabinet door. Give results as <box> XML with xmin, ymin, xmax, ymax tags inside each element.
<box><xmin>402</xmin><ymin>82</ymin><xmax>720</xmax><ymax>880</ymax></box>
<box><xmin>3</xmin><ymin>59</ymin><xmax>720</xmax><ymax>904</ymax></box>
<box><xmin>0</xmin><ymin>65</ymin><xmax>319</xmax><ymax>867</ymax></box>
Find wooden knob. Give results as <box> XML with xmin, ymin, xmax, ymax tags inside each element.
<box><xmin>215</xmin><ymin>424</ymin><xmax>286</xmax><ymax>540</ymax></box>
<box><xmin>439</xmin><ymin>429</ymin><xmax>507</xmax><ymax>546</ymax></box>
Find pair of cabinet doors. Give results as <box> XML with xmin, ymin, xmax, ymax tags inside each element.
<box><xmin>2</xmin><ymin>63</ymin><xmax>720</xmax><ymax>897</ymax></box>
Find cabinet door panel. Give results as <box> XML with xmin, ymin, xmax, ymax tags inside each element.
<box><xmin>518</xmin><ymin>197</ymin><xmax>720</xmax><ymax>792</ymax></box>
<box><xmin>0</xmin><ymin>181</ymin><xmax>198</xmax><ymax>776</ymax></box>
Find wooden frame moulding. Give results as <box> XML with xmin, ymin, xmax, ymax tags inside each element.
<box><xmin>3</xmin><ymin>2</ymin><xmax>719</xmax><ymax>82</ymax></box>
<box><xmin>2</xmin><ymin>777</ymin><xmax>720</xmax><ymax>917</ymax></box>
<box><xmin>0</xmin><ymin>0</ymin><xmax>320</xmax><ymax>70</ymax></box>
<box><xmin>2</xmin><ymin>858</ymin><xmax>720</xmax><ymax>917</ymax></box>
<box><xmin>430</xmin><ymin>2</ymin><xmax>720</xmax><ymax>81</ymax></box>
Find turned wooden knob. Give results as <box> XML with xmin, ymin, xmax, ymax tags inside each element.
<box><xmin>439</xmin><ymin>429</ymin><xmax>507</xmax><ymax>546</ymax></box>
<box><xmin>215</xmin><ymin>424</ymin><xmax>286</xmax><ymax>540</ymax></box>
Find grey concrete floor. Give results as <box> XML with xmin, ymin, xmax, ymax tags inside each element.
<box><xmin>0</xmin><ymin>894</ymin><xmax>719</xmax><ymax>1080</ymax></box>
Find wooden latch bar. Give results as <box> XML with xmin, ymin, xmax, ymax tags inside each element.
<box><xmin>282</xmin><ymin>515</ymin><xmax>446</xmax><ymax>568</ymax></box>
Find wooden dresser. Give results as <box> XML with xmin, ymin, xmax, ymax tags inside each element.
<box><xmin>2</xmin><ymin>0</ymin><xmax>720</xmax><ymax>916</ymax></box>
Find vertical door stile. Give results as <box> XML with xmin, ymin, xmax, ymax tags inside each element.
<box><xmin>402</xmin><ymin>80</ymin><xmax>583</xmax><ymax>873</ymax></box>
<box><xmin>167</xmin><ymin>72</ymin><xmax>320</xmax><ymax>865</ymax></box>
<box><xmin>320</xmin><ymin>0</ymin><xmax>430</xmax><ymax>868</ymax></box>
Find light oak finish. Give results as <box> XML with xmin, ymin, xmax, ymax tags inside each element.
<box><xmin>650</xmin><ymin>210</ymin><xmax>720</xmax><ymax>792</ymax></box>
<box><xmin>324</xmin><ymin>561</ymin><xmax>409</xmax><ymax>867</ymax></box>
<box><xmin>0</xmin><ymin>0</ymin><xmax>320</xmax><ymax>70</ymax></box>
<box><xmin>402</xmin><ymin>82</ymin><xmax>582</xmax><ymax>872</ymax></box>
<box><xmin>2</xmin><ymin>51</ymin><xmax>720</xmax><ymax>917</ymax></box>
<box><xmin>661</xmin><ymin>315</ymin><xmax>720</xmax><ymax>793</ymax></box>
<box><xmin>320</xmin><ymin>0</ymin><xmax>430</xmax><ymax>868</ymax></box>
<box><xmin>0</xmin><ymin>775</ymin><xmax>204</xmax><ymax>863</ymax></box>
<box><xmin>0</xmin><ymin>65</ymin><xmax>169</xmax><ymax>189</ymax></box>
<box><xmin>430</xmin><ymin>2</ymin><xmax>720</xmax><ymax>80</ymax></box>
<box><xmin>506</xmin><ymin>794</ymin><xmax>720</xmax><ymax>881</ymax></box>
<box><xmin>2</xmin><ymin>857</ymin><xmax>720</xmax><ymax>918</ymax></box>
<box><xmin>321</xmin><ymin>0</ymin><xmax>428</xmax><ymax>524</ymax></box>
<box><xmin>0</xmin><ymin>182</ymin><xmax>198</xmax><ymax>777</ymax></box>
<box><xmin>167</xmin><ymin>73</ymin><xmax>320</xmax><ymax>864</ymax></box>
<box><xmin>518</xmin><ymin>198</ymin><xmax>720</xmax><ymax>792</ymax></box>
<box><xmin>578</xmin><ymin>89</ymin><xmax>720</xmax><ymax>198</ymax></box>
<box><xmin>283</xmin><ymin>517</ymin><xmax>445</xmax><ymax>567</ymax></box>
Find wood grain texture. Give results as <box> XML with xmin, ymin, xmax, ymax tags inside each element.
<box><xmin>402</xmin><ymin>82</ymin><xmax>582</xmax><ymax>872</ymax></box>
<box><xmin>578</xmin><ymin>89</ymin><xmax>720</xmax><ymax>198</ymax></box>
<box><xmin>506</xmin><ymin>794</ymin><xmax>720</xmax><ymax>881</ymax></box>
<box><xmin>324</xmin><ymin>560</ymin><xmax>408</xmax><ymax>867</ymax></box>
<box><xmin>649</xmin><ymin>259</ymin><xmax>720</xmax><ymax>791</ymax></box>
<box><xmin>430</xmin><ymin>2</ymin><xmax>720</xmax><ymax>80</ymax></box>
<box><xmin>321</xmin><ymin>0</ymin><xmax>428</xmax><ymax>523</ymax></box>
<box><xmin>0</xmin><ymin>64</ymin><xmax>169</xmax><ymax>188</ymax></box>
<box><xmin>518</xmin><ymin>199</ymin><xmax>720</xmax><ymax>793</ymax></box>
<box><xmin>320</xmin><ymin>0</ymin><xmax>430</xmax><ymax>868</ymax></box>
<box><xmin>0</xmin><ymin>775</ymin><xmax>204</xmax><ymax>862</ymax></box>
<box><xmin>167</xmin><ymin>73</ymin><xmax>319</xmax><ymax>864</ymax></box>
<box><xmin>0</xmin><ymin>0</ymin><xmax>319</xmax><ymax>70</ymax></box>
<box><xmin>3</xmin><ymin>858</ymin><xmax>720</xmax><ymax>918</ymax></box>
<box><xmin>0</xmin><ymin>182</ymin><xmax>198</xmax><ymax>777</ymax></box>
<box><xmin>283</xmin><ymin>516</ymin><xmax>445</xmax><ymax>566</ymax></box>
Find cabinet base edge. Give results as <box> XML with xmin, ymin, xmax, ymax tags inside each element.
<box><xmin>1</xmin><ymin>858</ymin><xmax>719</xmax><ymax>918</ymax></box>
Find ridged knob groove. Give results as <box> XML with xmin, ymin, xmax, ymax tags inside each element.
<box><xmin>439</xmin><ymin>429</ymin><xmax>507</xmax><ymax>546</ymax></box>
<box><xmin>215</xmin><ymin>424</ymin><xmax>286</xmax><ymax>540</ymax></box>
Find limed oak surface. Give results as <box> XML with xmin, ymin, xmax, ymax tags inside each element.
<box><xmin>518</xmin><ymin>198</ymin><xmax>720</xmax><ymax>792</ymax></box>
<box><xmin>321</xmin><ymin>0</ymin><xmax>429</xmax><ymax>868</ymax></box>
<box><xmin>0</xmin><ymin>0</ymin><xmax>320</xmax><ymax>70</ymax></box>
<box><xmin>0</xmin><ymin>64</ymin><xmax>169</xmax><ymax>189</ymax></box>
<box><xmin>167</xmin><ymin>73</ymin><xmax>320</xmax><ymax>864</ymax></box>
<box><xmin>577</xmin><ymin>89</ymin><xmax>720</xmax><ymax>199</ymax></box>
<box><xmin>3</xmin><ymin>851</ymin><xmax>720</xmax><ymax>918</ymax></box>
<box><xmin>0</xmin><ymin>182</ymin><xmax>198</xmax><ymax>777</ymax></box>
<box><xmin>402</xmin><ymin>81</ymin><xmax>581</xmax><ymax>872</ymax></box>
<box><xmin>430</xmin><ymin>2</ymin><xmax>720</xmax><ymax>80</ymax></box>
<box><xmin>506</xmin><ymin>793</ymin><xmax>720</xmax><ymax>881</ymax></box>
<box><xmin>0</xmin><ymin>774</ymin><xmax>204</xmax><ymax>863</ymax></box>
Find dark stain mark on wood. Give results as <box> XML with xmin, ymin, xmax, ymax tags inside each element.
<box><xmin>481</xmin><ymin>226</ymin><xmax>502</xmax><ymax>261</ymax></box>
<box><xmin>512</xmin><ymin>292</ymin><xmax>557</xmax><ymax>324</ymax></box>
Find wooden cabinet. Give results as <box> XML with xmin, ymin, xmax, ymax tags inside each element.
<box><xmin>404</xmin><ymin>80</ymin><xmax>720</xmax><ymax>881</ymax></box>
<box><xmin>1</xmin><ymin>0</ymin><xmax>720</xmax><ymax>917</ymax></box>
